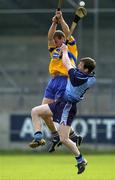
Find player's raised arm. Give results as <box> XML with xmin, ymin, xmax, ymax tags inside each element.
<box><xmin>48</xmin><ymin>15</ymin><xmax>58</xmax><ymax>47</ymax></box>
<box><xmin>56</xmin><ymin>10</ymin><xmax>70</xmax><ymax>38</ymax></box>
<box><xmin>61</xmin><ymin>44</ymin><xmax>73</xmax><ymax>70</ymax></box>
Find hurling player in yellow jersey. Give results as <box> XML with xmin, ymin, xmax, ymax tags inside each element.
<box><xmin>29</xmin><ymin>10</ymin><xmax>83</xmax><ymax>151</ymax></box>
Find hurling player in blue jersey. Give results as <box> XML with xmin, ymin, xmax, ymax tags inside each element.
<box><xmin>29</xmin><ymin>44</ymin><xmax>96</xmax><ymax>174</ymax></box>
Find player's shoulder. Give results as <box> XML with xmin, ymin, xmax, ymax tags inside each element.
<box><xmin>48</xmin><ymin>45</ymin><xmax>56</xmax><ymax>53</ymax></box>
<box><xmin>75</xmin><ymin>69</ymin><xmax>90</xmax><ymax>79</ymax></box>
<box><xmin>68</xmin><ymin>35</ymin><xmax>76</xmax><ymax>46</ymax></box>
<box><xmin>87</xmin><ymin>75</ymin><xmax>96</xmax><ymax>87</ymax></box>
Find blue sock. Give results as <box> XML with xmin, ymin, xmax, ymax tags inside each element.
<box><xmin>75</xmin><ymin>154</ymin><xmax>84</xmax><ymax>164</ymax></box>
<box><xmin>34</xmin><ymin>131</ymin><xmax>43</xmax><ymax>141</ymax></box>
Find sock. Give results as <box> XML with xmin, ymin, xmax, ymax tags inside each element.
<box><xmin>34</xmin><ymin>131</ymin><xmax>43</xmax><ymax>141</ymax></box>
<box><xmin>75</xmin><ymin>154</ymin><xmax>84</xmax><ymax>164</ymax></box>
<box><xmin>69</xmin><ymin>131</ymin><xmax>78</xmax><ymax>143</ymax></box>
<box><xmin>51</xmin><ymin>131</ymin><xmax>60</xmax><ymax>142</ymax></box>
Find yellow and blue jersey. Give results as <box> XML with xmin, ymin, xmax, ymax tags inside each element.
<box><xmin>48</xmin><ymin>36</ymin><xmax>78</xmax><ymax>76</ymax></box>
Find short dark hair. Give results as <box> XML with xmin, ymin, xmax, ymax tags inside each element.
<box><xmin>53</xmin><ymin>30</ymin><xmax>65</xmax><ymax>39</ymax></box>
<box><xmin>80</xmin><ymin>57</ymin><xmax>96</xmax><ymax>73</ymax></box>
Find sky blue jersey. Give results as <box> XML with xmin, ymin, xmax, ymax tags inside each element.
<box><xmin>63</xmin><ymin>68</ymin><xmax>96</xmax><ymax>103</ymax></box>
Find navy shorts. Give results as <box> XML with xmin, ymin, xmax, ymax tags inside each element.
<box><xmin>44</xmin><ymin>76</ymin><xmax>67</xmax><ymax>100</ymax></box>
<box><xmin>48</xmin><ymin>100</ymin><xmax>77</xmax><ymax>126</ymax></box>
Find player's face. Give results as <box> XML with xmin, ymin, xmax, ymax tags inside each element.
<box><xmin>78</xmin><ymin>61</ymin><xmax>88</xmax><ymax>73</ymax></box>
<box><xmin>54</xmin><ymin>37</ymin><xmax>65</xmax><ymax>47</ymax></box>
<box><xmin>78</xmin><ymin>62</ymin><xmax>84</xmax><ymax>71</ymax></box>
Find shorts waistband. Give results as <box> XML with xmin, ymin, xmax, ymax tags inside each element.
<box><xmin>51</xmin><ymin>73</ymin><xmax>67</xmax><ymax>78</ymax></box>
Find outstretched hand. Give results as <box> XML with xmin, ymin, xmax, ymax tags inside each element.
<box><xmin>53</xmin><ymin>10</ymin><xmax>63</xmax><ymax>24</ymax></box>
<box><xmin>60</xmin><ymin>43</ymin><xmax>72</xmax><ymax>70</ymax></box>
<box><xmin>60</xmin><ymin>43</ymin><xmax>68</xmax><ymax>53</ymax></box>
<box><xmin>55</xmin><ymin>10</ymin><xmax>62</xmax><ymax>19</ymax></box>
<box><xmin>52</xmin><ymin>15</ymin><xmax>59</xmax><ymax>24</ymax></box>
<box><xmin>52</xmin><ymin>10</ymin><xmax>62</xmax><ymax>24</ymax></box>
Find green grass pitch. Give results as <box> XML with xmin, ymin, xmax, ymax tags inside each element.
<box><xmin>0</xmin><ymin>153</ymin><xmax>115</xmax><ymax>180</ymax></box>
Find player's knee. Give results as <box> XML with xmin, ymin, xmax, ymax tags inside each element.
<box><xmin>60</xmin><ymin>135</ymin><xmax>69</xmax><ymax>144</ymax></box>
<box><xmin>31</xmin><ymin>107</ymin><xmax>40</xmax><ymax>117</ymax></box>
<box><xmin>31</xmin><ymin>107</ymin><xmax>35</xmax><ymax>117</ymax></box>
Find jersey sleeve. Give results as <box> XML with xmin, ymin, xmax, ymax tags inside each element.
<box><xmin>48</xmin><ymin>45</ymin><xmax>56</xmax><ymax>58</ymax></box>
<box><xmin>68</xmin><ymin>36</ymin><xmax>76</xmax><ymax>45</ymax></box>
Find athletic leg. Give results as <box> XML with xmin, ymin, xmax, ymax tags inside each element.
<box><xmin>42</xmin><ymin>97</ymin><xmax>58</xmax><ymax>132</ymax></box>
<box><xmin>29</xmin><ymin>104</ymin><xmax>53</xmax><ymax>148</ymax></box>
<box><xmin>59</xmin><ymin>124</ymin><xmax>80</xmax><ymax>155</ymax></box>
<box><xmin>42</xmin><ymin>97</ymin><xmax>61</xmax><ymax>152</ymax></box>
<box><xmin>58</xmin><ymin>124</ymin><xmax>87</xmax><ymax>174</ymax></box>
